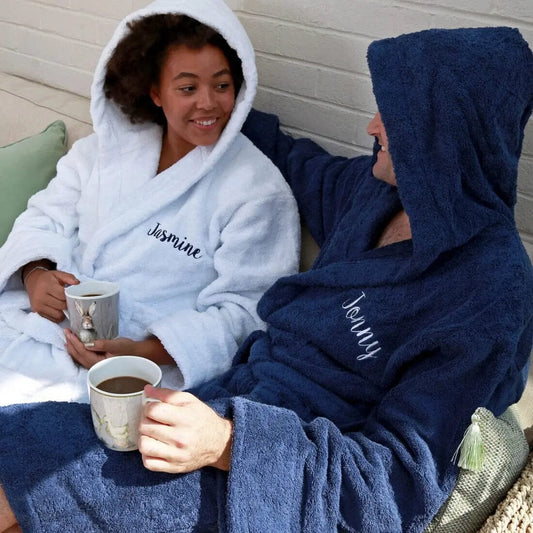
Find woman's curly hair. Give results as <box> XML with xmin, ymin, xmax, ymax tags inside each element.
<box><xmin>104</xmin><ymin>14</ymin><xmax>244</xmax><ymax>125</ymax></box>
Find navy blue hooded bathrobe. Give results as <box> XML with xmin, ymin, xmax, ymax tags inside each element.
<box><xmin>0</xmin><ymin>27</ymin><xmax>532</xmax><ymax>533</ymax></box>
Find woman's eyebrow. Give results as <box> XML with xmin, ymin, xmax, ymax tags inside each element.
<box><xmin>213</xmin><ymin>68</ymin><xmax>231</xmax><ymax>78</ymax></box>
<box><xmin>173</xmin><ymin>72</ymin><xmax>198</xmax><ymax>81</ymax></box>
<box><xmin>172</xmin><ymin>69</ymin><xmax>231</xmax><ymax>82</ymax></box>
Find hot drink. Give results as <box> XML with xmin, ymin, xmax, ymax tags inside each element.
<box><xmin>88</xmin><ymin>356</ymin><xmax>162</xmax><ymax>451</ymax></box>
<box><xmin>97</xmin><ymin>376</ymin><xmax>150</xmax><ymax>394</ymax></box>
<box><xmin>81</xmin><ymin>293</ymin><xmax>103</xmax><ymax>297</ymax></box>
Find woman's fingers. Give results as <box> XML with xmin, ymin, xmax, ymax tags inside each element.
<box><xmin>85</xmin><ymin>338</ymin><xmax>135</xmax><ymax>355</ymax></box>
<box><xmin>26</xmin><ymin>269</ymin><xmax>78</xmax><ymax>320</ymax></box>
<box><xmin>65</xmin><ymin>329</ymin><xmax>106</xmax><ymax>367</ymax></box>
<box><xmin>54</xmin><ymin>270</ymin><xmax>80</xmax><ymax>287</ymax></box>
<box><xmin>37</xmin><ymin>303</ymin><xmax>66</xmax><ymax>323</ymax></box>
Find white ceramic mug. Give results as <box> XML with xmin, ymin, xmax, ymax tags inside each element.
<box><xmin>65</xmin><ymin>281</ymin><xmax>119</xmax><ymax>345</ymax></box>
<box><xmin>87</xmin><ymin>356</ymin><xmax>162</xmax><ymax>452</ymax></box>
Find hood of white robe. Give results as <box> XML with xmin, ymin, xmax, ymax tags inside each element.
<box><xmin>90</xmin><ymin>0</ymin><xmax>257</xmax><ymax>178</ymax></box>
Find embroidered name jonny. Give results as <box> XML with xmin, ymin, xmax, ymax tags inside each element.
<box><xmin>342</xmin><ymin>292</ymin><xmax>381</xmax><ymax>360</ymax></box>
<box><xmin>147</xmin><ymin>222</ymin><xmax>203</xmax><ymax>259</ymax></box>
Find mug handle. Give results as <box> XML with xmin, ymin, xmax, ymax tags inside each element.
<box><xmin>142</xmin><ymin>390</ymin><xmax>161</xmax><ymax>406</ymax></box>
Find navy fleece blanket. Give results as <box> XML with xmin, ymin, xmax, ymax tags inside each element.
<box><xmin>0</xmin><ymin>401</ymin><xmax>225</xmax><ymax>532</ymax></box>
<box><xmin>0</xmin><ymin>27</ymin><xmax>532</xmax><ymax>533</ymax></box>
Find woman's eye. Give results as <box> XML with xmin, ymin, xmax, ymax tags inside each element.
<box><xmin>216</xmin><ymin>82</ymin><xmax>231</xmax><ymax>91</ymax></box>
<box><xmin>179</xmin><ymin>86</ymin><xmax>196</xmax><ymax>93</ymax></box>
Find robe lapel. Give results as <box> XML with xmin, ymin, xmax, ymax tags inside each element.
<box><xmin>80</xmin><ymin>127</ymin><xmax>213</xmax><ymax>274</ymax></box>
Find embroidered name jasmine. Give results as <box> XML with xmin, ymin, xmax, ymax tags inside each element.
<box><xmin>147</xmin><ymin>222</ymin><xmax>203</xmax><ymax>259</ymax></box>
<box><xmin>342</xmin><ymin>292</ymin><xmax>381</xmax><ymax>360</ymax></box>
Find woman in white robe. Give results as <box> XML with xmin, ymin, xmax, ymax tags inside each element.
<box><xmin>0</xmin><ymin>0</ymin><xmax>300</xmax><ymax>405</ymax></box>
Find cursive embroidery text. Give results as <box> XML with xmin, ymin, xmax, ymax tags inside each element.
<box><xmin>147</xmin><ymin>222</ymin><xmax>203</xmax><ymax>259</ymax></box>
<box><xmin>342</xmin><ymin>292</ymin><xmax>381</xmax><ymax>360</ymax></box>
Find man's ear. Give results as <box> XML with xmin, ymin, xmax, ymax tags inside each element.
<box><xmin>150</xmin><ymin>85</ymin><xmax>162</xmax><ymax>107</ymax></box>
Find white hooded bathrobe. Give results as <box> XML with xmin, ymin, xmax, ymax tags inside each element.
<box><xmin>0</xmin><ymin>0</ymin><xmax>300</xmax><ymax>404</ymax></box>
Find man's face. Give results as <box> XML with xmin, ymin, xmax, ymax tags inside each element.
<box><xmin>366</xmin><ymin>112</ymin><xmax>396</xmax><ymax>186</ymax></box>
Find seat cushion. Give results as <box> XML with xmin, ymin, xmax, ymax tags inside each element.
<box><xmin>0</xmin><ymin>72</ymin><xmax>92</xmax><ymax>148</ymax></box>
<box><xmin>425</xmin><ymin>406</ymin><xmax>529</xmax><ymax>533</ymax></box>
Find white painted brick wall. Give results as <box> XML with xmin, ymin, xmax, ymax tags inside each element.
<box><xmin>0</xmin><ymin>0</ymin><xmax>532</xmax><ymax>249</ymax></box>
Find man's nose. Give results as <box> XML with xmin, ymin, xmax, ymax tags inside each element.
<box><xmin>366</xmin><ymin>113</ymin><xmax>380</xmax><ymax>136</ymax></box>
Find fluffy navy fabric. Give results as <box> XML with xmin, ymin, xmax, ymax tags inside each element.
<box><xmin>0</xmin><ymin>402</ymin><xmax>223</xmax><ymax>531</ymax></box>
<box><xmin>0</xmin><ymin>27</ymin><xmax>532</xmax><ymax>532</ymax></box>
<box><xmin>367</xmin><ymin>27</ymin><xmax>533</xmax><ymax>272</ymax></box>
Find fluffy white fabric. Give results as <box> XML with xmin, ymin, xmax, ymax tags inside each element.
<box><xmin>0</xmin><ymin>0</ymin><xmax>300</xmax><ymax>404</ymax></box>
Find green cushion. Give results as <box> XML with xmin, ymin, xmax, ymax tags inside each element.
<box><xmin>425</xmin><ymin>406</ymin><xmax>529</xmax><ymax>533</ymax></box>
<box><xmin>0</xmin><ymin>120</ymin><xmax>67</xmax><ymax>246</ymax></box>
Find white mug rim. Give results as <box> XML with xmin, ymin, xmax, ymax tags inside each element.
<box><xmin>87</xmin><ymin>356</ymin><xmax>162</xmax><ymax>398</ymax></box>
<box><xmin>65</xmin><ymin>281</ymin><xmax>120</xmax><ymax>299</ymax></box>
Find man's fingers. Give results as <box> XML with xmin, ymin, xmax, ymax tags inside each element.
<box><xmin>141</xmin><ymin>455</ymin><xmax>181</xmax><ymax>473</ymax></box>
<box><xmin>144</xmin><ymin>385</ymin><xmax>193</xmax><ymax>406</ymax></box>
<box><xmin>138</xmin><ymin>436</ymin><xmax>191</xmax><ymax>474</ymax></box>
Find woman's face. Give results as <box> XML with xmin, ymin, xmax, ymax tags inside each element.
<box><xmin>366</xmin><ymin>112</ymin><xmax>396</xmax><ymax>186</ymax></box>
<box><xmin>150</xmin><ymin>43</ymin><xmax>236</xmax><ymax>159</ymax></box>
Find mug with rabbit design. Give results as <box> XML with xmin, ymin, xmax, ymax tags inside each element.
<box><xmin>65</xmin><ymin>281</ymin><xmax>119</xmax><ymax>345</ymax></box>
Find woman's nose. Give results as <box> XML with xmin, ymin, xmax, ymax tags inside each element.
<box><xmin>197</xmin><ymin>87</ymin><xmax>215</xmax><ymax>110</ymax></box>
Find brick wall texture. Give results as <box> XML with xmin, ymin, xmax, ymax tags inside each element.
<box><xmin>0</xmin><ymin>0</ymin><xmax>532</xmax><ymax>248</ymax></box>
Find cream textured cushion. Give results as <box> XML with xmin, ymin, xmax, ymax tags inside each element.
<box><xmin>478</xmin><ymin>450</ymin><xmax>533</xmax><ymax>532</ymax></box>
<box><xmin>425</xmin><ymin>406</ymin><xmax>529</xmax><ymax>533</ymax></box>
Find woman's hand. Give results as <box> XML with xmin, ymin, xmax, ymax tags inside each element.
<box><xmin>64</xmin><ymin>330</ymin><xmax>133</xmax><ymax>367</ymax></box>
<box><xmin>65</xmin><ymin>332</ymin><xmax>175</xmax><ymax>368</ymax></box>
<box><xmin>24</xmin><ymin>265</ymin><xmax>79</xmax><ymax>323</ymax></box>
<box><xmin>139</xmin><ymin>386</ymin><xmax>233</xmax><ymax>473</ymax></box>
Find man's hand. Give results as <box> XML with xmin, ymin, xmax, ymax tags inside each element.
<box><xmin>139</xmin><ymin>386</ymin><xmax>233</xmax><ymax>473</ymax></box>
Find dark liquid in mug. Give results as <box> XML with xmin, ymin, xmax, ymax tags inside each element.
<box><xmin>81</xmin><ymin>293</ymin><xmax>103</xmax><ymax>297</ymax></box>
<box><xmin>97</xmin><ymin>376</ymin><xmax>150</xmax><ymax>394</ymax></box>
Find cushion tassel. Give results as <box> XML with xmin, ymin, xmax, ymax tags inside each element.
<box><xmin>452</xmin><ymin>411</ymin><xmax>485</xmax><ymax>472</ymax></box>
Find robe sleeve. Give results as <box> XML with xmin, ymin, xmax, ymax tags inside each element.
<box><xmin>224</xmin><ymin>298</ymin><xmax>532</xmax><ymax>531</ymax></box>
<box><xmin>0</xmin><ymin>136</ymin><xmax>97</xmax><ymax>291</ymax></box>
<box><xmin>147</xmin><ymin>190</ymin><xmax>301</xmax><ymax>389</ymax></box>
<box><xmin>242</xmin><ymin>109</ymin><xmax>373</xmax><ymax>247</ymax></box>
